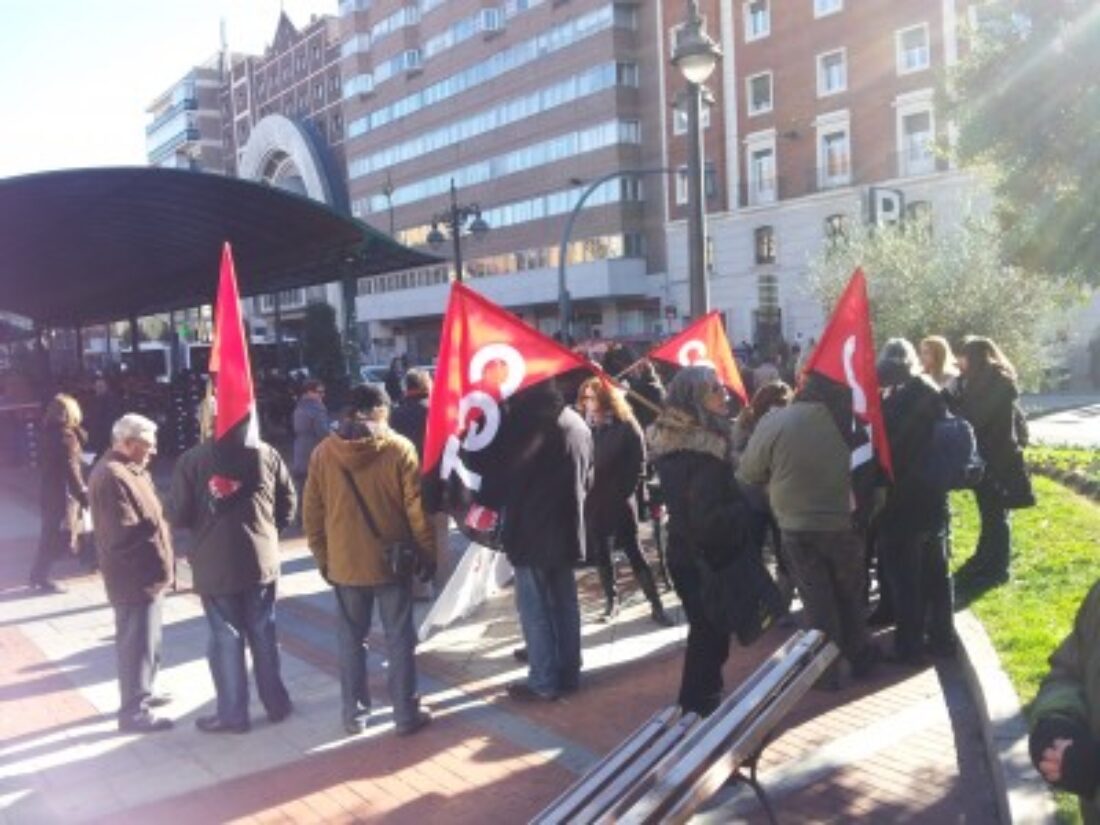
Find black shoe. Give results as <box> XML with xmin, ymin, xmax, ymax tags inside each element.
<box><xmin>119</xmin><ymin>713</ymin><xmax>173</xmax><ymax>733</ymax></box>
<box><xmin>344</xmin><ymin>716</ymin><xmax>370</xmax><ymax>736</ymax></box>
<box><xmin>851</xmin><ymin>644</ymin><xmax>881</xmax><ymax>680</ymax></box>
<box><xmin>395</xmin><ymin>709</ymin><xmax>432</xmax><ymax>736</ymax></box>
<box><xmin>147</xmin><ymin>692</ymin><xmax>173</xmax><ymax>708</ymax></box>
<box><xmin>512</xmin><ymin>647</ymin><xmax>528</xmax><ymax>663</ymax></box>
<box><xmin>195</xmin><ymin>715</ymin><xmax>250</xmax><ymax>734</ymax></box>
<box><xmin>650</xmin><ymin>604</ymin><xmax>674</xmax><ymax>627</ymax></box>
<box><xmin>506</xmin><ymin>683</ymin><xmax>560</xmax><ymax>703</ymax></box>
<box><xmin>867</xmin><ymin>603</ymin><xmax>894</xmax><ymax>628</ymax></box>
<box><xmin>268</xmin><ymin>702</ymin><xmax>293</xmax><ymax>724</ymax></box>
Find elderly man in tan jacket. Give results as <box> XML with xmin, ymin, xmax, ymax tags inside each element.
<box><xmin>303</xmin><ymin>384</ymin><xmax>437</xmax><ymax>736</ymax></box>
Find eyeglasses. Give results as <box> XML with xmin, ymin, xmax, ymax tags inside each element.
<box><xmin>707</xmin><ymin>385</ymin><xmax>728</xmax><ymax>396</ymax></box>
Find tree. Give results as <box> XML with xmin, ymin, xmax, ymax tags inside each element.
<box><xmin>301</xmin><ymin>302</ymin><xmax>345</xmax><ymax>386</ymax></box>
<box><xmin>807</xmin><ymin>216</ymin><xmax>1077</xmax><ymax>386</ymax></box>
<box><xmin>947</xmin><ymin>0</ymin><xmax>1100</xmax><ymax>282</ymax></box>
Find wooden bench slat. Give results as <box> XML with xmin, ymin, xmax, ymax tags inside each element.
<box><xmin>570</xmin><ymin>713</ymin><xmax>698</xmax><ymax>823</ymax></box>
<box><xmin>657</xmin><ymin>640</ymin><xmax>838</xmax><ymax>824</ymax></box>
<box><xmin>531</xmin><ymin>706</ymin><xmax>681</xmax><ymax>825</ymax></box>
<box><xmin>614</xmin><ymin>631</ymin><xmax>832</xmax><ymax>825</ymax></box>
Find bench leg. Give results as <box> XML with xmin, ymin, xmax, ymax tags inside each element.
<box><xmin>724</xmin><ymin>739</ymin><xmax>779</xmax><ymax>825</ymax></box>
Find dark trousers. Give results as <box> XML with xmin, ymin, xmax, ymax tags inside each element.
<box><xmin>669</xmin><ymin>558</ymin><xmax>730</xmax><ymax>716</ymax></box>
<box><xmin>201</xmin><ymin>582</ymin><xmax>290</xmax><ymax>726</ymax></box>
<box><xmin>879</xmin><ymin>526</ymin><xmax>953</xmax><ymax>659</ymax></box>
<box><xmin>973</xmin><ymin>481</ymin><xmax>1011</xmax><ymax>578</ymax></box>
<box><xmin>592</xmin><ymin>531</ymin><xmax>661</xmax><ymax>607</ymax></box>
<box><xmin>333</xmin><ymin>582</ymin><xmax>419</xmax><ymax>728</ymax></box>
<box><xmin>783</xmin><ymin>529</ymin><xmax>871</xmax><ymax>669</ymax></box>
<box><xmin>30</xmin><ymin>526</ymin><xmax>68</xmax><ymax>585</ymax></box>
<box><xmin>514</xmin><ymin>565</ymin><xmax>582</xmax><ymax>696</ymax></box>
<box><xmin>114</xmin><ymin>596</ymin><xmax>163</xmax><ymax>721</ymax></box>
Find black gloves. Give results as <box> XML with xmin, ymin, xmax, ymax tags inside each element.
<box><xmin>1030</xmin><ymin>716</ymin><xmax>1100</xmax><ymax>798</ymax></box>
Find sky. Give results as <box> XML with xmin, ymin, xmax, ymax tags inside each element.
<box><xmin>0</xmin><ymin>0</ymin><xmax>334</xmax><ymax>178</ymax></box>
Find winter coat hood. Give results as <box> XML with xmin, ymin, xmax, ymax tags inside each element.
<box><xmin>647</xmin><ymin>408</ymin><xmax>731</xmax><ymax>464</ymax></box>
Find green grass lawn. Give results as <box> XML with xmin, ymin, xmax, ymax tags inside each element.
<box><xmin>951</xmin><ymin>474</ymin><xmax>1100</xmax><ymax>823</ymax></box>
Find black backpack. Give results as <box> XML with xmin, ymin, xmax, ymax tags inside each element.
<box><xmin>919</xmin><ymin>413</ymin><xmax>985</xmax><ymax>491</ymax></box>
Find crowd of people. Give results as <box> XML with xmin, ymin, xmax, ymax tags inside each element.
<box><xmin>31</xmin><ymin>329</ymin><xmax>1098</xmax><ymax>812</ymax></box>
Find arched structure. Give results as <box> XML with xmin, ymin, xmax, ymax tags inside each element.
<box><xmin>237</xmin><ymin>115</ymin><xmax>338</xmax><ymax>208</ymax></box>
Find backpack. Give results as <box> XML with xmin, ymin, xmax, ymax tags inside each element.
<box><xmin>919</xmin><ymin>413</ymin><xmax>985</xmax><ymax>491</ymax></box>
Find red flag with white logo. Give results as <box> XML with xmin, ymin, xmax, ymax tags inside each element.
<box><xmin>648</xmin><ymin>312</ymin><xmax>748</xmax><ymax>404</ymax></box>
<box><xmin>422</xmin><ymin>283</ymin><xmax>599</xmax><ymax>542</ymax></box>
<box><xmin>211</xmin><ymin>242</ymin><xmax>259</xmax><ymax>447</ymax></box>
<box><xmin>803</xmin><ymin>268</ymin><xmax>892</xmax><ymax>481</ymax></box>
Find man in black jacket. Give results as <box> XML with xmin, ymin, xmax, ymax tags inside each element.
<box><xmin>493</xmin><ymin>383</ymin><xmax>593</xmax><ymax>702</ymax></box>
<box><xmin>168</xmin><ymin>435</ymin><xmax>296</xmax><ymax>733</ymax></box>
<box><xmin>390</xmin><ymin>368</ymin><xmax>431</xmax><ymax>459</ymax></box>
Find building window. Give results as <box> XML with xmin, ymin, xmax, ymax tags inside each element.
<box><xmin>745</xmin><ymin>133</ymin><xmax>777</xmax><ymax>205</ymax></box>
<box><xmin>896</xmin><ymin>24</ymin><xmax>931</xmax><ymax>74</ymax></box>
<box><xmin>817</xmin><ymin>49</ymin><xmax>847</xmax><ymax>97</ymax></box>
<box><xmin>814</xmin><ymin>0</ymin><xmax>843</xmax><ymax>18</ymax></box>
<box><xmin>899</xmin><ymin>109</ymin><xmax>935</xmax><ymax>176</ymax></box>
<box><xmin>673</xmin><ymin>104</ymin><xmax>711</xmax><ymax>135</ymax></box>
<box><xmin>754</xmin><ymin>226</ymin><xmax>776</xmax><ymax>264</ymax></box>
<box><xmin>758</xmin><ymin>273</ymin><xmax>779</xmax><ymax>308</ymax></box>
<box><xmin>616</xmin><ymin>62</ymin><xmax>640</xmax><ymax>87</ymax></box>
<box><xmin>675</xmin><ymin>166</ymin><xmax>689</xmax><ymax>205</ymax></box>
<box><xmin>746</xmin><ymin>71</ymin><xmax>773</xmax><ymax>116</ymax></box>
<box><xmin>744</xmin><ymin>0</ymin><xmax>770</xmax><ymax>41</ymax></box>
<box><xmin>824</xmin><ymin>213</ymin><xmax>849</xmax><ymax>244</ymax></box>
<box><xmin>819</xmin><ymin>129</ymin><xmax>850</xmax><ymax>188</ymax></box>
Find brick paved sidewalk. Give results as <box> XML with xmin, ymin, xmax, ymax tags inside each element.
<box><xmin>0</xmin><ymin>473</ymin><xmax>999</xmax><ymax>824</ymax></box>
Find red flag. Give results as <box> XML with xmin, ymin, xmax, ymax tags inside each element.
<box><xmin>422</xmin><ymin>284</ymin><xmax>599</xmax><ymax>537</ymax></box>
<box><xmin>803</xmin><ymin>268</ymin><xmax>892</xmax><ymax>479</ymax></box>
<box><xmin>648</xmin><ymin>312</ymin><xmax>748</xmax><ymax>404</ymax></box>
<box><xmin>211</xmin><ymin>242</ymin><xmax>258</xmax><ymax>446</ymax></box>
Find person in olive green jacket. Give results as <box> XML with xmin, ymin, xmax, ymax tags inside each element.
<box><xmin>303</xmin><ymin>384</ymin><xmax>437</xmax><ymax>736</ymax></box>
<box><xmin>1030</xmin><ymin>579</ymin><xmax>1100</xmax><ymax>824</ymax></box>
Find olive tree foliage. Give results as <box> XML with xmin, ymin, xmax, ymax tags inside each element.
<box><xmin>807</xmin><ymin>216</ymin><xmax>1078</xmax><ymax>386</ymax></box>
<box><xmin>946</xmin><ymin>0</ymin><xmax>1100</xmax><ymax>282</ymax></box>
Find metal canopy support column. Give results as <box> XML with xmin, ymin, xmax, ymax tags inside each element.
<box><xmin>129</xmin><ymin>314</ymin><xmax>140</xmax><ymax>378</ymax></box>
<box><xmin>274</xmin><ymin>291</ymin><xmax>286</xmax><ymax>375</ymax></box>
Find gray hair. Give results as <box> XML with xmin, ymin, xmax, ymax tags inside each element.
<box><xmin>111</xmin><ymin>413</ymin><xmax>158</xmax><ymax>446</ymax></box>
<box><xmin>665</xmin><ymin>365</ymin><xmax>730</xmax><ymax>435</ymax></box>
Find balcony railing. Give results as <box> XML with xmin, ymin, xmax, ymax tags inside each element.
<box><xmin>145</xmin><ymin>97</ymin><xmax>198</xmax><ymax>136</ymax></box>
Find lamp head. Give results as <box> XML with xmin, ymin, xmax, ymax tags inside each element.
<box><xmin>427</xmin><ymin>224</ymin><xmax>445</xmax><ymax>248</ymax></box>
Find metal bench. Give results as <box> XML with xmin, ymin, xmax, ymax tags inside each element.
<box><xmin>532</xmin><ymin>629</ymin><xmax>838</xmax><ymax>825</ymax></box>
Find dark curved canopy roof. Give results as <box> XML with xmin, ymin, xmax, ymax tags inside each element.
<box><xmin>0</xmin><ymin>167</ymin><xmax>439</xmax><ymax>326</ymax></box>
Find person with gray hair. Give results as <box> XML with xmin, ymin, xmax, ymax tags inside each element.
<box><xmin>88</xmin><ymin>413</ymin><xmax>175</xmax><ymax>733</ymax></box>
<box><xmin>876</xmin><ymin>337</ymin><xmax>955</xmax><ymax>664</ymax></box>
<box><xmin>647</xmin><ymin>366</ymin><xmax>756</xmax><ymax>715</ymax></box>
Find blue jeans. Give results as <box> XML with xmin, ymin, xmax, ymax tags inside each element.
<box><xmin>333</xmin><ymin>582</ymin><xmax>419</xmax><ymax>728</ymax></box>
<box><xmin>201</xmin><ymin>583</ymin><xmax>290</xmax><ymax>726</ymax></box>
<box><xmin>514</xmin><ymin>565</ymin><xmax>581</xmax><ymax>696</ymax></box>
<box><xmin>879</xmin><ymin>526</ymin><xmax>953</xmax><ymax>659</ymax></box>
<box><xmin>114</xmin><ymin>595</ymin><xmax>163</xmax><ymax>721</ymax></box>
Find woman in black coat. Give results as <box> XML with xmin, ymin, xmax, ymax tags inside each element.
<box><xmin>951</xmin><ymin>336</ymin><xmax>1032</xmax><ymax>585</ymax></box>
<box><xmin>578</xmin><ymin>377</ymin><xmax>670</xmax><ymax>626</ymax></box>
<box><xmin>647</xmin><ymin>366</ymin><xmax>757</xmax><ymax>716</ymax></box>
<box><xmin>30</xmin><ymin>394</ymin><xmax>89</xmax><ymax>593</ymax></box>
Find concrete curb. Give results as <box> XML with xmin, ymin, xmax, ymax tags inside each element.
<box><xmin>955</xmin><ymin>609</ymin><xmax>1056</xmax><ymax>824</ymax></box>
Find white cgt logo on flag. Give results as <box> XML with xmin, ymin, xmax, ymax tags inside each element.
<box><xmin>677</xmin><ymin>339</ymin><xmax>716</xmax><ymax>371</ymax></box>
<box><xmin>441</xmin><ymin>342</ymin><xmax>527</xmax><ymax>491</ymax></box>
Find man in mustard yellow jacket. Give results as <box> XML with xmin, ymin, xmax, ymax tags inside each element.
<box><xmin>303</xmin><ymin>384</ymin><xmax>437</xmax><ymax>736</ymax></box>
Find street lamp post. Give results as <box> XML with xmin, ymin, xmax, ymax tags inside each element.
<box><xmin>671</xmin><ymin>0</ymin><xmax>721</xmax><ymax>320</ymax></box>
<box><xmin>557</xmin><ymin>168</ymin><xmax>671</xmax><ymax>342</ymax></box>
<box><xmin>428</xmin><ymin>179</ymin><xmax>489</xmax><ymax>283</ymax></box>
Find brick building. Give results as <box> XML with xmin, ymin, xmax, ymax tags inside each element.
<box><xmin>662</xmin><ymin>0</ymin><xmax>981</xmax><ymax>348</ymax></box>
<box><xmin>145</xmin><ymin>56</ymin><xmax>230</xmax><ymax>171</ymax></box>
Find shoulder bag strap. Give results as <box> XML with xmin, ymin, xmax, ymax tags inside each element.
<box><xmin>338</xmin><ymin>465</ymin><xmax>383</xmax><ymax>541</ymax></box>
